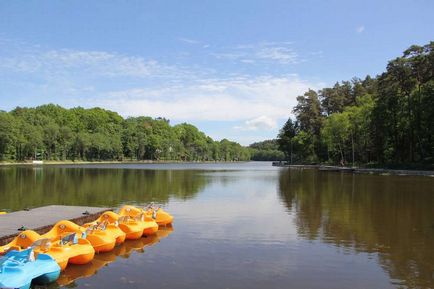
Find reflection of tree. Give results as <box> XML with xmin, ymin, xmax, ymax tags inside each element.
<box><xmin>0</xmin><ymin>167</ymin><xmax>210</xmax><ymax>210</ymax></box>
<box><xmin>278</xmin><ymin>169</ymin><xmax>434</xmax><ymax>289</ymax></box>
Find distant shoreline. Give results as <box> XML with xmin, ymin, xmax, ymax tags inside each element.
<box><xmin>272</xmin><ymin>163</ymin><xmax>434</xmax><ymax>177</ymax></box>
<box><xmin>0</xmin><ymin>160</ymin><xmax>248</xmax><ymax>166</ymax></box>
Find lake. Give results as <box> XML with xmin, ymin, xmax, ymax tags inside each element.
<box><xmin>0</xmin><ymin>162</ymin><xmax>433</xmax><ymax>289</ymax></box>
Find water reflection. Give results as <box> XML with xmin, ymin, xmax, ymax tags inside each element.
<box><xmin>0</xmin><ymin>166</ymin><xmax>210</xmax><ymax>211</ymax></box>
<box><xmin>1</xmin><ymin>163</ymin><xmax>433</xmax><ymax>289</ymax></box>
<box><xmin>48</xmin><ymin>226</ymin><xmax>173</xmax><ymax>288</ymax></box>
<box><xmin>278</xmin><ymin>168</ymin><xmax>434</xmax><ymax>288</ymax></box>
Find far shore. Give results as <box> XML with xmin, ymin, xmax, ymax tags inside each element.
<box><xmin>272</xmin><ymin>163</ymin><xmax>434</xmax><ymax>177</ymax></box>
<box><xmin>0</xmin><ymin>160</ymin><xmax>248</xmax><ymax>166</ymax></box>
<box><xmin>1</xmin><ymin>160</ymin><xmax>432</xmax><ymax>177</ymax></box>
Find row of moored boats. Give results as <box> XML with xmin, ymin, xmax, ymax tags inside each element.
<box><xmin>0</xmin><ymin>204</ymin><xmax>173</xmax><ymax>289</ymax></box>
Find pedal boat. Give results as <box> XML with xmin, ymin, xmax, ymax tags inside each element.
<box><xmin>0</xmin><ymin>248</ymin><xmax>61</xmax><ymax>289</ymax></box>
<box><xmin>42</xmin><ymin>220</ymin><xmax>116</xmax><ymax>253</ymax></box>
<box><xmin>84</xmin><ymin>218</ymin><xmax>126</xmax><ymax>245</ymax></box>
<box><xmin>143</xmin><ymin>203</ymin><xmax>173</xmax><ymax>226</ymax></box>
<box><xmin>0</xmin><ymin>230</ymin><xmax>95</xmax><ymax>270</ymax></box>
<box><xmin>143</xmin><ymin>203</ymin><xmax>174</xmax><ymax>226</ymax></box>
<box><xmin>118</xmin><ymin>205</ymin><xmax>159</xmax><ymax>235</ymax></box>
<box><xmin>90</xmin><ymin>211</ymin><xmax>144</xmax><ymax>240</ymax></box>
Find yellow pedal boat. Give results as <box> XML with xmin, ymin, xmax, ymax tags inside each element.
<box><xmin>118</xmin><ymin>205</ymin><xmax>159</xmax><ymax>236</ymax></box>
<box><xmin>143</xmin><ymin>203</ymin><xmax>174</xmax><ymax>226</ymax></box>
<box><xmin>84</xmin><ymin>216</ymin><xmax>126</xmax><ymax>245</ymax></box>
<box><xmin>41</xmin><ymin>220</ymin><xmax>116</xmax><ymax>253</ymax></box>
<box><xmin>91</xmin><ymin>211</ymin><xmax>145</xmax><ymax>240</ymax></box>
<box><xmin>0</xmin><ymin>230</ymin><xmax>95</xmax><ymax>270</ymax></box>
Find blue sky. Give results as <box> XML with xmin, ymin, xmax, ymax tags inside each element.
<box><xmin>0</xmin><ymin>0</ymin><xmax>433</xmax><ymax>145</ymax></box>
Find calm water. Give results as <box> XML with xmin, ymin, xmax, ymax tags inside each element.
<box><xmin>0</xmin><ymin>162</ymin><xmax>433</xmax><ymax>289</ymax></box>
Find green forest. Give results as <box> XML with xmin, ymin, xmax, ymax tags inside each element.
<box><xmin>0</xmin><ymin>105</ymin><xmax>250</xmax><ymax>162</ymax></box>
<box><xmin>249</xmin><ymin>139</ymin><xmax>285</xmax><ymax>161</ymax></box>
<box><xmin>277</xmin><ymin>42</ymin><xmax>434</xmax><ymax>168</ymax></box>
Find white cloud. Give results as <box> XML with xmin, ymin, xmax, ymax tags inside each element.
<box><xmin>255</xmin><ymin>46</ymin><xmax>298</xmax><ymax>64</ymax></box>
<box><xmin>234</xmin><ymin>116</ymin><xmax>277</xmax><ymax>131</ymax></box>
<box><xmin>211</xmin><ymin>42</ymin><xmax>300</xmax><ymax>65</ymax></box>
<box><xmin>178</xmin><ymin>37</ymin><xmax>202</xmax><ymax>44</ymax></box>
<box><xmin>210</xmin><ymin>52</ymin><xmax>244</xmax><ymax>60</ymax></box>
<box><xmin>84</xmin><ymin>75</ymin><xmax>318</xmax><ymax>121</ymax></box>
<box><xmin>178</xmin><ymin>37</ymin><xmax>212</xmax><ymax>49</ymax></box>
<box><xmin>309</xmin><ymin>50</ymin><xmax>323</xmax><ymax>57</ymax></box>
<box><xmin>0</xmin><ymin>48</ymin><xmax>182</xmax><ymax>79</ymax></box>
<box><xmin>356</xmin><ymin>25</ymin><xmax>365</xmax><ymax>33</ymax></box>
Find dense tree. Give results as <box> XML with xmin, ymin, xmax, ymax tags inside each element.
<box><xmin>321</xmin><ymin>112</ymin><xmax>351</xmax><ymax>163</ymax></box>
<box><xmin>292</xmin><ymin>89</ymin><xmax>325</xmax><ymax>162</ymax></box>
<box><xmin>249</xmin><ymin>139</ymin><xmax>285</xmax><ymax>161</ymax></box>
<box><xmin>0</xmin><ymin>105</ymin><xmax>250</xmax><ymax>162</ymax></box>
<box><xmin>277</xmin><ymin>119</ymin><xmax>297</xmax><ymax>162</ymax></box>
<box><xmin>278</xmin><ymin>42</ymin><xmax>434</xmax><ymax>167</ymax></box>
<box><xmin>293</xmin><ymin>89</ymin><xmax>323</xmax><ymax>135</ymax></box>
<box><xmin>372</xmin><ymin>42</ymin><xmax>434</xmax><ymax>164</ymax></box>
<box><xmin>0</xmin><ymin>111</ymin><xmax>17</xmax><ymax>160</ymax></box>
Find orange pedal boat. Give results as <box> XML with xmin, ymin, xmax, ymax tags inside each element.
<box><xmin>0</xmin><ymin>230</ymin><xmax>94</xmax><ymax>270</ymax></box>
<box><xmin>90</xmin><ymin>211</ymin><xmax>145</xmax><ymax>240</ymax></box>
<box><xmin>118</xmin><ymin>205</ymin><xmax>159</xmax><ymax>235</ymax></box>
<box><xmin>143</xmin><ymin>203</ymin><xmax>174</xmax><ymax>226</ymax></box>
<box><xmin>84</xmin><ymin>217</ymin><xmax>126</xmax><ymax>245</ymax></box>
<box><xmin>41</xmin><ymin>220</ymin><xmax>116</xmax><ymax>253</ymax></box>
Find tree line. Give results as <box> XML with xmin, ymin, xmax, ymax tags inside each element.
<box><xmin>249</xmin><ymin>139</ymin><xmax>285</xmax><ymax>161</ymax></box>
<box><xmin>278</xmin><ymin>42</ymin><xmax>434</xmax><ymax>167</ymax></box>
<box><xmin>0</xmin><ymin>105</ymin><xmax>250</xmax><ymax>162</ymax></box>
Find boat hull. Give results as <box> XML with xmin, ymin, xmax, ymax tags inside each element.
<box><xmin>142</xmin><ymin>221</ymin><xmax>159</xmax><ymax>235</ymax></box>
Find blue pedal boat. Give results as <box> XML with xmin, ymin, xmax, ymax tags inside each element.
<box><xmin>0</xmin><ymin>248</ymin><xmax>61</xmax><ymax>289</ymax></box>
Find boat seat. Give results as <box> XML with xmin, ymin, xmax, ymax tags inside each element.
<box><xmin>134</xmin><ymin>213</ymin><xmax>145</xmax><ymax>222</ymax></box>
<box><xmin>118</xmin><ymin>216</ymin><xmax>130</xmax><ymax>224</ymax></box>
<box><xmin>60</xmin><ymin>233</ymin><xmax>78</xmax><ymax>245</ymax></box>
<box><xmin>31</xmin><ymin>238</ymin><xmax>52</xmax><ymax>252</ymax></box>
<box><xmin>152</xmin><ymin>209</ymin><xmax>158</xmax><ymax>219</ymax></box>
<box><xmin>95</xmin><ymin>220</ymin><xmax>108</xmax><ymax>231</ymax></box>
